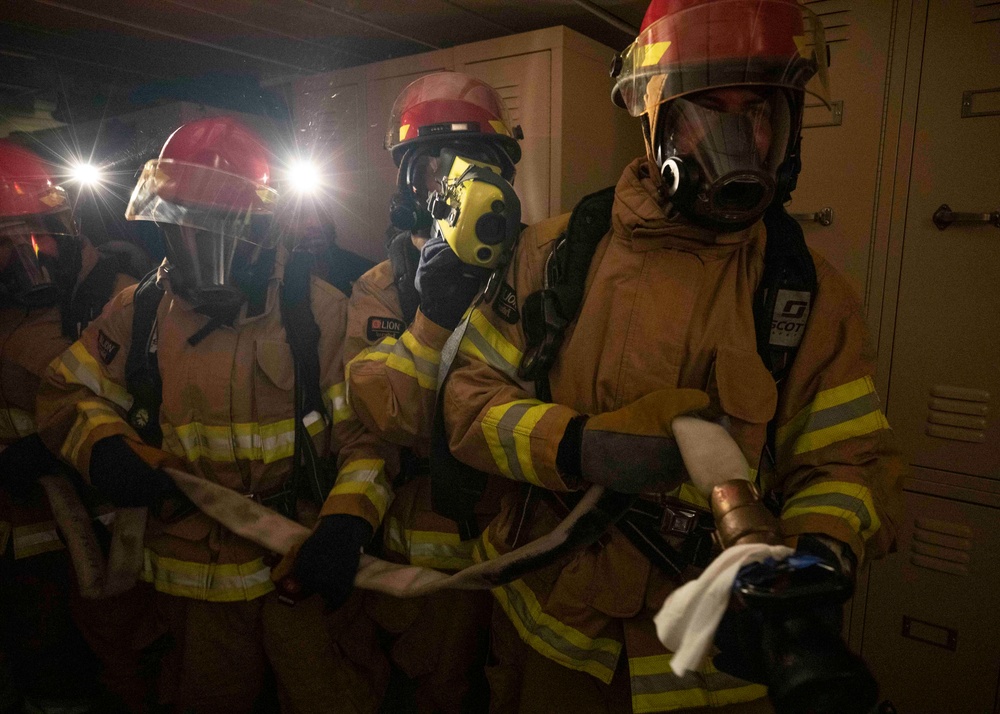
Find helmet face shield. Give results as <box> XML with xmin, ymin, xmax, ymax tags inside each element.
<box><xmin>160</xmin><ymin>224</ymin><xmax>267</xmax><ymax>311</ymax></box>
<box><xmin>385</xmin><ymin>72</ymin><xmax>522</xmax><ymax>168</ymax></box>
<box><xmin>657</xmin><ymin>88</ymin><xmax>793</xmax><ymax>228</ymax></box>
<box><xmin>0</xmin><ymin>209</ymin><xmax>75</xmax><ymax>306</ymax></box>
<box><xmin>127</xmin><ymin>156</ymin><xmax>277</xmax><ymax>310</ymax></box>
<box><xmin>613</xmin><ymin>0</ymin><xmax>829</xmax><ymax>117</ymax></box>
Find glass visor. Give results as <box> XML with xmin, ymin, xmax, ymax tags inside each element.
<box><xmin>0</xmin><ymin>210</ymin><xmax>74</xmax><ymax>303</ymax></box>
<box><xmin>614</xmin><ymin>0</ymin><xmax>829</xmax><ymax>117</ymax></box>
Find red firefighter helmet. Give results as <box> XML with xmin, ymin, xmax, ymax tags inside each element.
<box><xmin>127</xmin><ymin>116</ymin><xmax>277</xmax><ymax>225</ymax></box>
<box><xmin>126</xmin><ymin>117</ymin><xmax>279</xmax><ymax>310</ymax></box>
<box><xmin>385</xmin><ymin>72</ymin><xmax>522</xmax><ymax>169</ymax></box>
<box><xmin>0</xmin><ymin>140</ymin><xmax>76</xmax><ymax>306</ymax></box>
<box><xmin>612</xmin><ymin>0</ymin><xmax>829</xmax><ymax>117</ymax></box>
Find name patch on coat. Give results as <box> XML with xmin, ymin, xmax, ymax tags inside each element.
<box><xmin>367</xmin><ymin>316</ymin><xmax>406</xmax><ymax>342</ymax></box>
<box><xmin>493</xmin><ymin>282</ymin><xmax>520</xmax><ymax>324</ymax></box>
<box><xmin>97</xmin><ymin>330</ymin><xmax>120</xmax><ymax>365</ymax></box>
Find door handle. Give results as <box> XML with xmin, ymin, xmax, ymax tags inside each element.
<box><xmin>790</xmin><ymin>207</ymin><xmax>833</xmax><ymax>226</ymax></box>
<box><xmin>932</xmin><ymin>204</ymin><xmax>1000</xmax><ymax>230</ymax></box>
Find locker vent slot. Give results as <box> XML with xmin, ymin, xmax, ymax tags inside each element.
<box><xmin>973</xmin><ymin>0</ymin><xmax>1000</xmax><ymax>23</ymax></box>
<box><xmin>494</xmin><ymin>84</ymin><xmax>521</xmax><ymax>127</ymax></box>
<box><xmin>926</xmin><ymin>386</ymin><xmax>989</xmax><ymax>443</ymax></box>
<box><xmin>910</xmin><ymin>518</ymin><xmax>973</xmax><ymax>576</ymax></box>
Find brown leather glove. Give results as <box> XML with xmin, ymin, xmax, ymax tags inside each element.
<box><xmin>576</xmin><ymin>388</ymin><xmax>710</xmax><ymax>493</ymax></box>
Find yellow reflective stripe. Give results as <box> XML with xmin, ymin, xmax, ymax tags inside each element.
<box><xmin>782</xmin><ymin>481</ymin><xmax>881</xmax><ymax>541</ymax></box>
<box><xmin>165</xmin><ymin>412</ymin><xmax>324</xmax><ymax>465</ymax></box>
<box><xmin>53</xmin><ymin>342</ymin><xmax>133</xmax><ymax>411</ymax></box>
<box><xmin>63</xmin><ymin>401</ymin><xmax>127</xmax><ymax>466</ymax></box>
<box><xmin>777</xmin><ymin>376</ymin><xmax>888</xmax><ymax>457</ymax></box>
<box><xmin>483</xmin><ymin>400</ymin><xmax>557</xmax><ymax>485</ymax></box>
<box><xmin>791</xmin><ymin>409</ymin><xmax>889</xmax><ymax>457</ymax></box>
<box><xmin>481</xmin><ymin>399</ymin><xmax>549</xmax><ymax>484</ymax></box>
<box><xmin>0</xmin><ymin>407</ymin><xmax>35</xmax><ymax>439</ymax></box>
<box><xmin>459</xmin><ymin>308</ymin><xmax>523</xmax><ymax>381</ymax></box>
<box><xmin>630</xmin><ymin>654</ymin><xmax>767</xmax><ymax>713</ymax></box>
<box><xmin>331</xmin><ymin>458</ymin><xmax>391</xmax><ymax>521</ymax></box>
<box><xmin>384</xmin><ymin>517</ymin><xmax>475</xmax><ymax>570</ymax></box>
<box><xmin>357</xmin><ymin>335</ymin><xmax>440</xmax><ymax>390</ymax></box>
<box><xmin>480</xmin><ymin>533</ymin><xmax>621</xmax><ymax>683</ymax></box>
<box><xmin>13</xmin><ymin>521</ymin><xmax>65</xmax><ymax>559</ymax></box>
<box><xmin>324</xmin><ymin>382</ymin><xmax>351</xmax><ymax>424</ymax></box>
<box><xmin>140</xmin><ymin>551</ymin><xmax>274</xmax><ymax>602</ymax></box>
<box><xmin>400</xmin><ymin>330</ymin><xmax>441</xmax><ymax>367</ymax></box>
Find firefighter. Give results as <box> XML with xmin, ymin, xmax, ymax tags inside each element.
<box><xmin>0</xmin><ymin>139</ymin><xmax>151</xmax><ymax>712</ymax></box>
<box><xmin>323</xmin><ymin>72</ymin><xmax>522</xmax><ymax>711</ymax></box>
<box><xmin>441</xmin><ymin>1</ymin><xmax>905</xmax><ymax>712</ymax></box>
<box><xmin>35</xmin><ymin>117</ymin><xmax>387</xmax><ymax>714</ymax></box>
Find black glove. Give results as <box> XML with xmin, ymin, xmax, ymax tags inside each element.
<box><xmin>89</xmin><ymin>436</ymin><xmax>194</xmax><ymax>521</ymax></box>
<box><xmin>414</xmin><ymin>236</ymin><xmax>489</xmax><ymax>330</ymax></box>
<box><xmin>293</xmin><ymin>514</ymin><xmax>374</xmax><ymax>610</ymax></box>
<box><xmin>0</xmin><ymin>434</ymin><xmax>64</xmax><ymax>498</ymax></box>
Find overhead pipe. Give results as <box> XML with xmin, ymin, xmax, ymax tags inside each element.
<box><xmin>295</xmin><ymin>0</ymin><xmax>442</xmax><ymax>51</ymax></box>
<box><xmin>28</xmin><ymin>0</ymin><xmax>325</xmax><ymax>74</ymax></box>
<box><xmin>570</xmin><ymin>0</ymin><xmax>638</xmax><ymax>36</ymax></box>
<box><xmin>161</xmin><ymin>0</ymin><xmax>375</xmax><ymax>63</ymax></box>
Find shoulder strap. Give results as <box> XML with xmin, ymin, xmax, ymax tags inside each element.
<box><xmin>519</xmin><ymin>186</ymin><xmax>616</xmax><ymax>400</ymax></box>
<box><xmin>280</xmin><ymin>251</ymin><xmax>334</xmax><ymax>508</ymax></box>
<box><xmin>124</xmin><ymin>268</ymin><xmax>166</xmax><ymax>447</ymax></box>
<box><xmin>755</xmin><ymin>203</ymin><xmax>818</xmax><ymax>480</ymax></box>
<box><xmin>281</xmin><ymin>251</ymin><xmax>327</xmax><ymax>421</ymax></box>
<box><xmin>386</xmin><ymin>230</ymin><xmax>421</xmax><ymax>324</ymax></box>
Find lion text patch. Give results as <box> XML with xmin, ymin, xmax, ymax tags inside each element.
<box><xmin>367</xmin><ymin>316</ymin><xmax>406</xmax><ymax>342</ymax></box>
<box><xmin>97</xmin><ymin>330</ymin><xmax>120</xmax><ymax>365</ymax></box>
<box><xmin>493</xmin><ymin>282</ymin><xmax>520</xmax><ymax>324</ymax></box>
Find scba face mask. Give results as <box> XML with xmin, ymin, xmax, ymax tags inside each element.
<box><xmin>656</xmin><ymin>88</ymin><xmax>795</xmax><ymax>232</ymax></box>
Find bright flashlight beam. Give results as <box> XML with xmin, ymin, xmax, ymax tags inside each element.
<box><xmin>288</xmin><ymin>160</ymin><xmax>323</xmax><ymax>193</ymax></box>
<box><xmin>70</xmin><ymin>162</ymin><xmax>103</xmax><ymax>186</ymax></box>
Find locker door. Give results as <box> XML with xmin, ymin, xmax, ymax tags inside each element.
<box><xmin>861</xmin><ymin>488</ymin><xmax>1000</xmax><ymax>714</ymax></box>
<box><xmin>885</xmin><ymin>0</ymin><xmax>1000</xmax><ymax>479</ymax></box>
<box><xmin>458</xmin><ymin>52</ymin><xmax>552</xmax><ymax>226</ymax></box>
<box><xmin>365</xmin><ymin>54</ymin><xmax>453</xmax><ymax>258</ymax></box>
<box><xmin>788</xmin><ymin>0</ymin><xmax>894</xmax><ymax>299</ymax></box>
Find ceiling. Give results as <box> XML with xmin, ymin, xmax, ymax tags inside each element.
<box><xmin>0</xmin><ymin>0</ymin><xmax>647</xmax><ymax>129</ymax></box>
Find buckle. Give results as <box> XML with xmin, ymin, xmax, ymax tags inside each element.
<box><xmin>660</xmin><ymin>502</ymin><xmax>701</xmax><ymax>536</ymax></box>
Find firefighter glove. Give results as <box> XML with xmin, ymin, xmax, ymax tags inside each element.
<box><xmin>89</xmin><ymin>435</ymin><xmax>194</xmax><ymax>521</ymax></box>
<box><xmin>574</xmin><ymin>388</ymin><xmax>711</xmax><ymax>493</ymax></box>
<box><xmin>414</xmin><ymin>236</ymin><xmax>489</xmax><ymax>329</ymax></box>
<box><xmin>293</xmin><ymin>514</ymin><xmax>374</xmax><ymax>610</ymax></box>
<box><xmin>0</xmin><ymin>434</ymin><xmax>63</xmax><ymax>498</ymax></box>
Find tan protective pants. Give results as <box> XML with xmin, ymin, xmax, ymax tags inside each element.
<box><xmin>152</xmin><ymin>589</ymin><xmax>388</xmax><ymax>714</ymax></box>
<box><xmin>487</xmin><ymin>607</ymin><xmax>776</xmax><ymax>714</ymax></box>
<box><xmin>365</xmin><ymin>589</ymin><xmax>493</xmax><ymax>714</ymax></box>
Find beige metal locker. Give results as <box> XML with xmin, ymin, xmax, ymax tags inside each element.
<box><xmin>884</xmin><ymin>0</ymin><xmax>1000</xmax><ymax>480</ymax></box>
<box><xmin>862</xmin><ymin>485</ymin><xmax>1000</xmax><ymax>714</ymax></box>
<box><xmin>788</xmin><ymin>0</ymin><xmax>896</xmax><ymax>304</ymax></box>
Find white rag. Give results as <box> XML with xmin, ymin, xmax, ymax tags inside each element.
<box><xmin>654</xmin><ymin>542</ymin><xmax>793</xmax><ymax>676</ymax></box>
